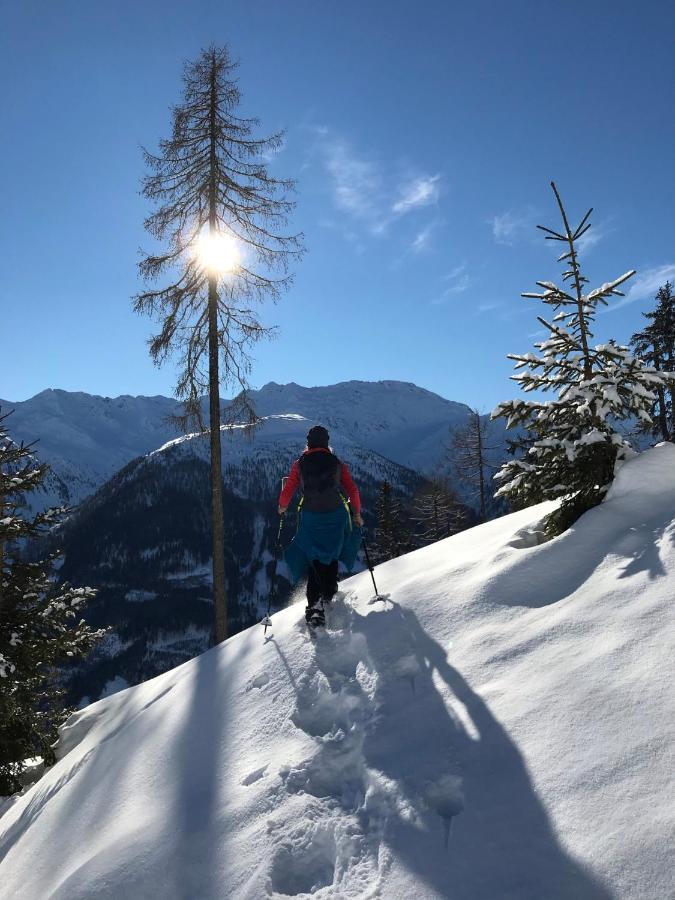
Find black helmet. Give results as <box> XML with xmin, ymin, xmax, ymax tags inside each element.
<box><xmin>306</xmin><ymin>425</ymin><xmax>330</xmax><ymax>449</ymax></box>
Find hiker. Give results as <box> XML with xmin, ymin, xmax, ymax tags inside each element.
<box><xmin>278</xmin><ymin>425</ymin><xmax>363</xmax><ymax>625</ymax></box>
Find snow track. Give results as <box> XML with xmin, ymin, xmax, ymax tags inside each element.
<box><xmin>271</xmin><ymin>594</ymin><xmax>390</xmax><ymax>898</ymax></box>
<box><xmin>265</xmin><ymin>593</ymin><xmax>468</xmax><ymax>899</ymax></box>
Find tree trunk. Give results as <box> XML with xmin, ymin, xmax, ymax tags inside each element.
<box><xmin>657</xmin><ymin>386</ymin><xmax>669</xmax><ymax>442</ymax></box>
<box><xmin>476</xmin><ymin>411</ymin><xmax>486</xmax><ymax>522</ymax></box>
<box><xmin>0</xmin><ymin>502</ymin><xmax>4</xmax><ymax>615</ymax></box>
<box><xmin>668</xmin><ymin>352</ymin><xmax>675</xmax><ymax>442</ymax></box>
<box><xmin>208</xmin><ymin>52</ymin><xmax>228</xmax><ymax>644</ymax></box>
<box><xmin>208</xmin><ymin>274</ymin><xmax>228</xmax><ymax>644</ymax></box>
<box><xmin>651</xmin><ymin>349</ymin><xmax>670</xmax><ymax>442</ymax></box>
<box><xmin>551</xmin><ymin>183</ymin><xmax>593</xmax><ymax>379</ymax></box>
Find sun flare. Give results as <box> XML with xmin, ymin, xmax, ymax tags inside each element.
<box><xmin>195</xmin><ymin>231</ymin><xmax>240</xmax><ymax>274</ymax></box>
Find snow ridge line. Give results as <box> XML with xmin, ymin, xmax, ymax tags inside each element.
<box><xmin>270</xmin><ymin>594</ymin><xmax>394</xmax><ymax>898</ymax></box>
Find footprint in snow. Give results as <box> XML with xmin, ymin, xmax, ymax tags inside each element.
<box><xmin>245</xmin><ymin>671</ymin><xmax>270</xmax><ymax>692</ymax></box>
<box><xmin>241</xmin><ymin>764</ymin><xmax>268</xmax><ymax>786</ymax></box>
<box><xmin>268</xmin><ymin>817</ymin><xmax>337</xmax><ymax>896</ymax></box>
<box><xmin>367</xmin><ymin>591</ymin><xmax>391</xmax><ymax>606</ymax></box>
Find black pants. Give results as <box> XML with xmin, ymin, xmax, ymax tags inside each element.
<box><xmin>306</xmin><ymin>559</ymin><xmax>338</xmax><ymax>607</ymax></box>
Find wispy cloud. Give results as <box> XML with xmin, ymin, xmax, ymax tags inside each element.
<box><xmin>476</xmin><ymin>301</ymin><xmax>502</xmax><ymax>315</ymax></box>
<box><xmin>409</xmin><ymin>221</ymin><xmax>438</xmax><ymax>254</ymax></box>
<box><xmin>609</xmin><ymin>263</ymin><xmax>675</xmax><ymax>311</ymax></box>
<box><xmin>576</xmin><ymin>219</ymin><xmax>611</xmax><ymax>255</ymax></box>
<box><xmin>431</xmin><ymin>264</ymin><xmax>471</xmax><ymax>304</ymax></box>
<box><xmin>528</xmin><ymin>328</ymin><xmax>548</xmax><ymax>339</ymax></box>
<box><xmin>321</xmin><ymin>137</ymin><xmax>382</xmax><ymax>221</ymax></box>
<box><xmin>392</xmin><ymin>175</ymin><xmax>440</xmax><ymax>214</ymax></box>
<box><xmin>443</xmin><ymin>263</ymin><xmax>467</xmax><ymax>282</ymax></box>
<box><xmin>311</xmin><ymin>128</ymin><xmax>442</xmax><ymax>240</ymax></box>
<box><xmin>489</xmin><ymin>208</ymin><xmax>536</xmax><ymax>245</ymax></box>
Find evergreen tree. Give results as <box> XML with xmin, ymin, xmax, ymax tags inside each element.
<box><xmin>492</xmin><ymin>182</ymin><xmax>667</xmax><ymax>536</ymax></box>
<box><xmin>450</xmin><ymin>409</ymin><xmax>500</xmax><ymax>521</ymax></box>
<box><xmin>373</xmin><ymin>481</ymin><xmax>409</xmax><ymax>564</ymax></box>
<box><xmin>135</xmin><ymin>46</ymin><xmax>303</xmax><ymax>642</ymax></box>
<box><xmin>630</xmin><ymin>282</ymin><xmax>675</xmax><ymax>442</ymax></box>
<box><xmin>0</xmin><ymin>413</ymin><xmax>103</xmax><ymax>795</ymax></box>
<box><xmin>412</xmin><ymin>479</ymin><xmax>466</xmax><ymax>545</ymax></box>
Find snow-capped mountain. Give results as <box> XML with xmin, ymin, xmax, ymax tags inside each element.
<box><xmin>56</xmin><ymin>415</ymin><xmax>429</xmax><ymax>702</ymax></box>
<box><xmin>2</xmin><ymin>444</ymin><xmax>672</xmax><ymax>899</ymax></box>
<box><xmin>1</xmin><ymin>381</ymin><xmax>502</xmax><ymax>511</ymax></box>
<box><xmin>246</xmin><ymin>380</ymin><xmax>477</xmax><ymax>472</ymax></box>
<box><xmin>0</xmin><ymin>389</ymin><xmax>182</xmax><ymax>510</ymax></box>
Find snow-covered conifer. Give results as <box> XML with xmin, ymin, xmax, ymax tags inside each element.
<box><xmin>630</xmin><ymin>281</ymin><xmax>675</xmax><ymax>442</ymax></box>
<box><xmin>492</xmin><ymin>183</ymin><xmax>667</xmax><ymax>535</ymax></box>
<box><xmin>0</xmin><ymin>413</ymin><xmax>103</xmax><ymax>795</ymax></box>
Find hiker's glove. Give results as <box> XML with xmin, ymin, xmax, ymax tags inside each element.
<box><xmin>353</xmin><ymin>512</ymin><xmax>363</xmax><ymax>527</ymax></box>
<box><xmin>278</xmin><ymin>505</ymin><xmax>287</xmax><ymax>515</ymax></box>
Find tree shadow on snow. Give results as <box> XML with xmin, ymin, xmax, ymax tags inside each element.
<box><xmin>350</xmin><ymin>600</ymin><xmax>615</xmax><ymax>900</ymax></box>
<box><xmin>170</xmin><ymin>644</ymin><xmax>230</xmax><ymax>900</ymax></box>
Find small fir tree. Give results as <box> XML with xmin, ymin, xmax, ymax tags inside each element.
<box><xmin>412</xmin><ymin>479</ymin><xmax>466</xmax><ymax>545</ymax></box>
<box><xmin>0</xmin><ymin>413</ymin><xmax>103</xmax><ymax>795</ymax></box>
<box><xmin>492</xmin><ymin>182</ymin><xmax>666</xmax><ymax>536</ymax></box>
<box><xmin>630</xmin><ymin>282</ymin><xmax>675</xmax><ymax>442</ymax></box>
<box><xmin>373</xmin><ymin>481</ymin><xmax>409</xmax><ymax>564</ymax></box>
<box><xmin>450</xmin><ymin>409</ymin><xmax>500</xmax><ymax>521</ymax></box>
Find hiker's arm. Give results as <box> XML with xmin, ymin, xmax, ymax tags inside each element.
<box><xmin>278</xmin><ymin>461</ymin><xmax>300</xmax><ymax>513</ymax></box>
<box><xmin>341</xmin><ymin>464</ymin><xmax>362</xmax><ymax>523</ymax></box>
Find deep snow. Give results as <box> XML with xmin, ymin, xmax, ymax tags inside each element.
<box><xmin>1</xmin><ymin>445</ymin><xmax>673</xmax><ymax>899</ymax></box>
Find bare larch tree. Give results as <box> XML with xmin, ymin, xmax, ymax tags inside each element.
<box><xmin>134</xmin><ymin>46</ymin><xmax>303</xmax><ymax>642</ymax></box>
<box><xmin>450</xmin><ymin>409</ymin><xmax>499</xmax><ymax>521</ymax></box>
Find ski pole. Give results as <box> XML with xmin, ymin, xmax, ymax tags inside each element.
<box><xmin>263</xmin><ymin>513</ymin><xmax>285</xmax><ymax>636</ymax></box>
<box><xmin>361</xmin><ymin>532</ymin><xmax>384</xmax><ymax>601</ymax></box>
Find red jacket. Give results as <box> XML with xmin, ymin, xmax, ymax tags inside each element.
<box><xmin>279</xmin><ymin>448</ymin><xmax>361</xmax><ymax>514</ymax></box>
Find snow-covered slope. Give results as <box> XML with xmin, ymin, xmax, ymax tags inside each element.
<box><xmin>2</xmin><ymin>445</ymin><xmax>673</xmax><ymax>899</ymax></box>
<box><xmin>0</xmin><ymin>389</ymin><xmax>181</xmax><ymax>509</ymax></box>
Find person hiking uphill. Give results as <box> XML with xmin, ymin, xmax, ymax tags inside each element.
<box><xmin>278</xmin><ymin>425</ymin><xmax>363</xmax><ymax>626</ymax></box>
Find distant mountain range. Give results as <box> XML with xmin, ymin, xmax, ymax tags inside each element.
<box><xmin>1</xmin><ymin>380</ymin><xmax>502</xmax><ymax>512</ymax></box>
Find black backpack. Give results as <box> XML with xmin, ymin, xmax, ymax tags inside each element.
<box><xmin>298</xmin><ymin>451</ymin><xmax>343</xmax><ymax>512</ymax></box>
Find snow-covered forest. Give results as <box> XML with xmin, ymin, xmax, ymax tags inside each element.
<box><xmin>2</xmin><ymin>8</ymin><xmax>674</xmax><ymax>899</ymax></box>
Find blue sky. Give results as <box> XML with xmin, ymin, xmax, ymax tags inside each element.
<box><xmin>1</xmin><ymin>0</ymin><xmax>674</xmax><ymax>410</ymax></box>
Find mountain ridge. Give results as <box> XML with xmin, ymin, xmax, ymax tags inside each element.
<box><xmin>1</xmin><ymin>380</ymin><xmax>494</xmax><ymax>512</ymax></box>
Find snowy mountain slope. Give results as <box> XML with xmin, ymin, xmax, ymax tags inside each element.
<box><xmin>1</xmin><ymin>381</ymin><xmax>504</xmax><ymax>511</ymax></box>
<box><xmin>57</xmin><ymin>414</ymin><xmax>428</xmax><ymax>701</ymax></box>
<box><xmin>246</xmin><ymin>380</ymin><xmax>479</xmax><ymax>473</ymax></box>
<box><xmin>2</xmin><ymin>445</ymin><xmax>673</xmax><ymax>899</ymax></box>
<box><xmin>0</xmin><ymin>389</ymin><xmax>182</xmax><ymax>509</ymax></box>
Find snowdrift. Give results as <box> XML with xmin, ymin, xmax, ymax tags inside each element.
<box><xmin>1</xmin><ymin>445</ymin><xmax>673</xmax><ymax>899</ymax></box>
